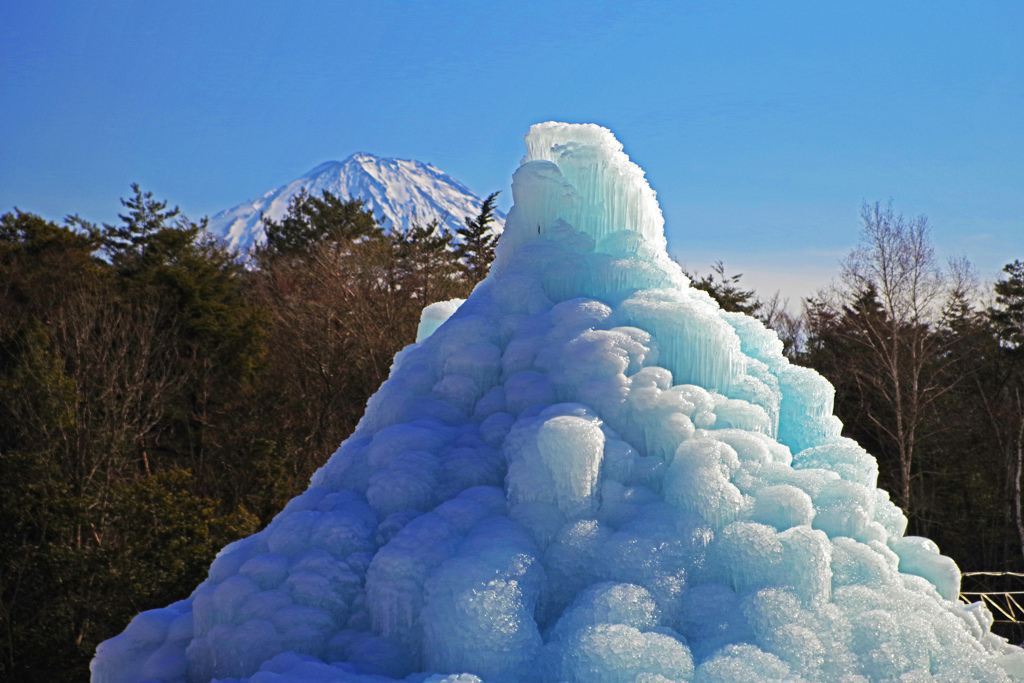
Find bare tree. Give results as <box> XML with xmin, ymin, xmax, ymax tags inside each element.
<box><xmin>39</xmin><ymin>288</ymin><xmax>185</xmax><ymax>538</ymax></box>
<box><xmin>759</xmin><ymin>291</ymin><xmax>805</xmax><ymax>359</ymax></box>
<box><xmin>817</xmin><ymin>200</ymin><xmax>974</xmax><ymax>513</ymax></box>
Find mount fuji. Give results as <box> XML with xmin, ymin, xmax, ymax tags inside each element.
<box><xmin>208</xmin><ymin>154</ymin><xmax>506</xmax><ymax>253</ymax></box>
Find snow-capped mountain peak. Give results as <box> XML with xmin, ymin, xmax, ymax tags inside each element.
<box><xmin>208</xmin><ymin>153</ymin><xmax>505</xmax><ymax>252</ymax></box>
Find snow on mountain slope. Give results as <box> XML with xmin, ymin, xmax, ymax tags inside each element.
<box><xmin>208</xmin><ymin>153</ymin><xmax>506</xmax><ymax>252</ymax></box>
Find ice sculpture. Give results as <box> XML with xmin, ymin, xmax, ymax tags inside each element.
<box><xmin>92</xmin><ymin>123</ymin><xmax>1024</xmax><ymax>682</ymax></box>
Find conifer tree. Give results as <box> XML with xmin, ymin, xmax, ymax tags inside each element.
<box><xmin>990</xmin><ymin>260</ymin><xmax>1024</xmax><ymax>351</ymax></box>
<box><xmin>258</xmin><ymin>189</ymin><xmax>382</xmax><ymax>257</ymax></box>
<box><xmin>389</xmin><ymin>219</ymin><xmax>463</xmax><ymax>302</ymax></box>
<box><xmin>683</xmin><ymin>261</ymin><xmax>761</xmax><ymax>315</ymax></box>
<box><xmin>984</xmin><ymin>261</ymin><xmax>1024</xmax><ymax>562</ymax></box>
<box><xmin>100</xmin><ymin>183</ymin><xmax>187</xmax><ymax>261</ymax></box>
<box><xmin>456</xmin><ymin>191</ymin><xmax>500</xmax><ymax>286</ymax></box>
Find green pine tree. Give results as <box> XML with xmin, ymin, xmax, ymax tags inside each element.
<box><xmin>456</xmin><ymin>191</ymin><xmax>500</xmax><ymax>286</ymax></box>
<box><xmin>989</xmin><ymin>260</ymin><xmax>1024</xmax><ymax>351</ymax></box>
<box><xmin>389</xmin><ymin>219</ymin><xmax>463</xmax><ymax>302</ymax></box>
<box><xmin>100</xmin><ymin>183</ymin><xmax>187</xmax><ymax>262</ymax></box>
<box><xmin>257</xmin><ymin>189</ymin><xmax>382</xmax><ymax>258</ymax></box>
<box><xmin>683</xmin><ymin>261</ymin><xmax>761</xmax><ymax>315</ymax></box>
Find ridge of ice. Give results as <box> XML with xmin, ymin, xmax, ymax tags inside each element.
<box><xmin>92</xmin><ymin>122</ymin><xmax>1023</xmax><ymax>683</ymax></box>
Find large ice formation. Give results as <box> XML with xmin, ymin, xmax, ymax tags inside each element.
<box><xmin>93</xmin><ymin>123</ymin><xmax>1024</xmax><ymax>682</ymax></box>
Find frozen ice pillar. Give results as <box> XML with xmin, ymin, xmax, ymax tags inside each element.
<box><xmin>92</xmin><ymin>123</ymin><xmax>1024</xmax><ymax>683</ymax></box>
<box><xmin>494</xmin><ymin>122</ymin><xmax>668</xmax><ymax>259</ymax></box>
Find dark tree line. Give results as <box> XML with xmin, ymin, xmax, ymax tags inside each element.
<box><xmin>0</xmin><ymin>187</ymin><xmax>499</xmax><ymax>682</ymax></box>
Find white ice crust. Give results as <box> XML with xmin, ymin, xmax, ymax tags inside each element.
<box><xmin>91</xmin><ymin>122</ymin><xmax>1024</xmax><ymax>683</ymax></box>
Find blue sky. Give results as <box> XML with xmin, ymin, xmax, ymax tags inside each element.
<box><xmin>2</xmin><ymin>1</ymin><xmax>1021</xmax><ymax>303</ymax></box>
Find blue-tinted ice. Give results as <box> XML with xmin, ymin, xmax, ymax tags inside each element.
<box><xmin>92</xmin><ymin>123</ymin><xmax>1024</xmax><ymax>682</ymax></box>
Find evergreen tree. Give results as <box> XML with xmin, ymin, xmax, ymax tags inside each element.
<box><xmin>990</xmin><ymin>260</ymin><xmax>1024</xmax><ymax>351</ymax></box>
<box><xmin>683</xmin><ymin>261</ymin><xmax>761</xmax><ymax>315</ymax></box>
<box><xmin>389</xmin><ymin>219</ymin><xmax>464</xmax><ymax>302</ymax></box>
<box><xmin>983</xmin><ymin>261</ymin><xmax>1024</xmax><ymax>564</ymax></box>
<box><xmin>1</xmin><ymin>210</ymin><xmax>105</xmax><ymax>313</ymax></box>
<box><xmin>257</xmin><ymin>189</ymin><xmax>382</xmax><ymax>257</ymax></box>
<box><xmin>94</xmin><ymin>183</ymin><xmax>187</xmax><ymax>263</ymax></box>
<box><xmin>456</xmin><ymin>191</ymin><xmax>500</xmax><ymax>286</ymax></box>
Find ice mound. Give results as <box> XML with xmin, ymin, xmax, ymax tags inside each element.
<box><xmin>92</xmin><ymin>122</ymin><xmax>1024</xmax><ymax>682</ymax></box>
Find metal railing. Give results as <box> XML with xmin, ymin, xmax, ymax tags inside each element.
<box><xmin>960</xmin><ymin>572</ymin><xmax>1024</xmax><ymax>626</ymax></box>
